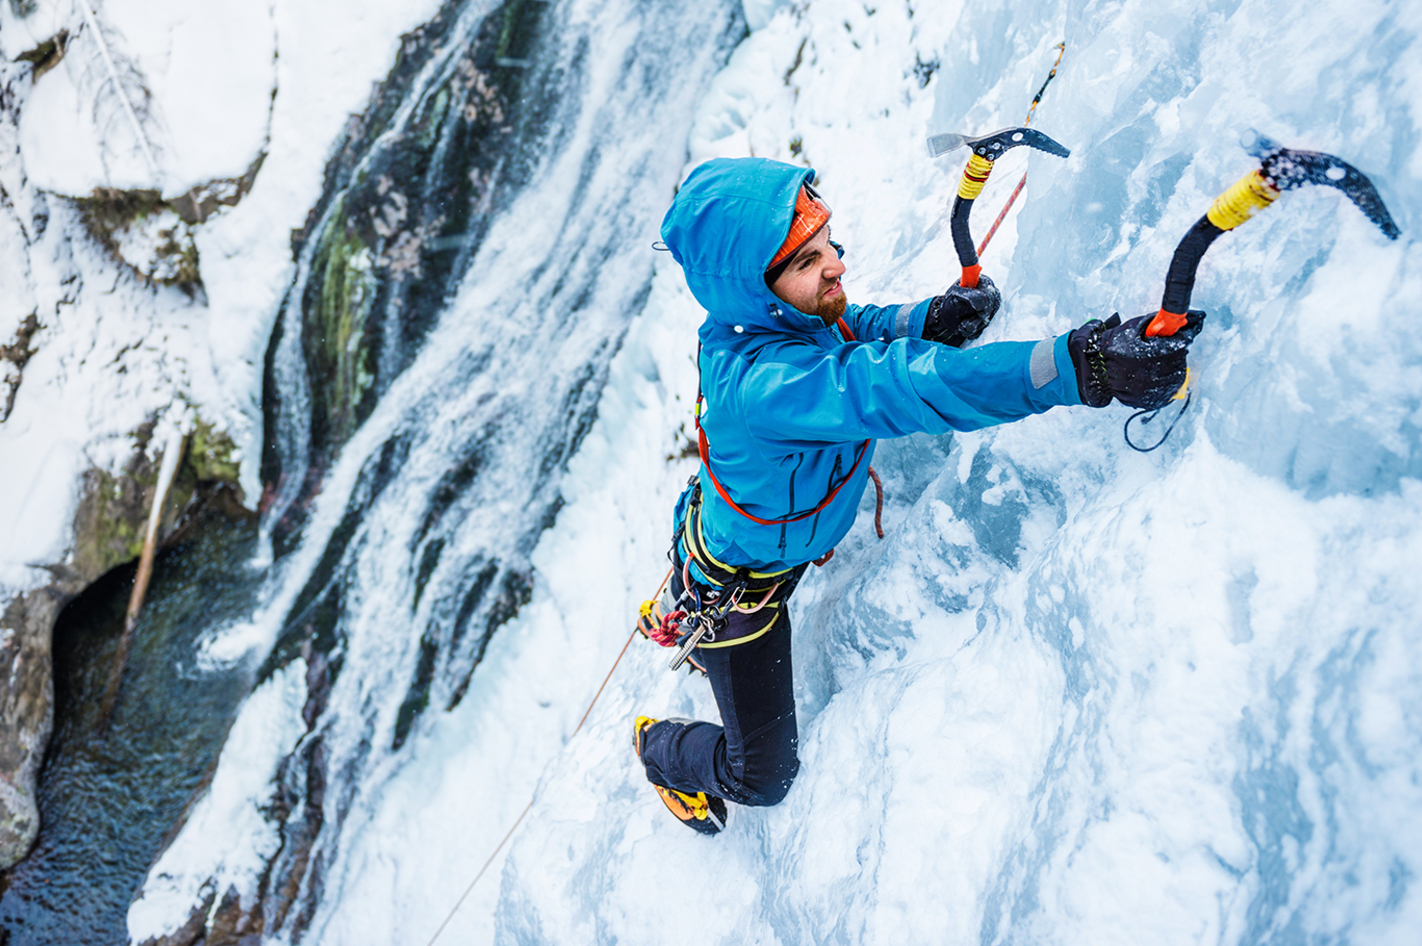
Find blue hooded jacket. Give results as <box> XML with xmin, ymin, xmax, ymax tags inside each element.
<box><xmin>660</xmin><ymin>157</ymin><xmax>1081</xmax><ymax>573</ymax></box>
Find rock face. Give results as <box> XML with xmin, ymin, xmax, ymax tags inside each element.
<box><xmin>0</xmin><ymin>10</ymin><xmax>264</xmax><ymax>869</ymax></box>
<box><xmin>0</xmin><ymin>463</ymin><xmax>151</xmax><ymax>867</ymax></box>
<box><xmin>0</xmin><ymin>589</ymin><xmax>59</xmax><ymax>862</ymax></box>
<box><xmin>0</xmin><ymin>429</ymin><xmax>247</xmax><ymax>870</ymax></box>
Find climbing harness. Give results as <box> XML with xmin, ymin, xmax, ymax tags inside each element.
<box><xmin>639</xmin><ymin>316</ymin><xmax>893</xmax><ymax>673</ymax></box>
<box><xmin>638</xmin><ymin>481</ymin><xmax>797</xmax><ymax>672</ymax></box>
<box><xmin>977</xmin><ymin>43</ymin><xmax>1067</xmax><ymax>258</ymax></box>
<box><xmin>927</xmin><ymin>128</ymin><xmax>1070</xmax><ymax>288</ymax></box>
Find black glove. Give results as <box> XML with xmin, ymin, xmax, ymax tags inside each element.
<box><xmin>924</xmin><ymin>275</ymin><xmax>1001</xmax><ymax>347</ymax></box>
<box><xmin>1068</xmin><ymin>310</ymin><xmax>1206</xmax><ymax>409</ymax></box>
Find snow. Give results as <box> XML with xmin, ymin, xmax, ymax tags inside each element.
<box><xmin>0</xmin><ymin>0</ymin><xmax>1410</xmax><ymax>942</ymax></box>
<box><xmin>11</xmin><ymin>0</ymin><xmax>276</xmax><ymax>195</ymax></box>
<box><xmin>127</xmin><ymin>660</ymin><xmax>311</xmax><ymax>937</ymax></box>
<box><xmin>0</xmin><ymin>0</ymin><xmax>445</xmax><ymax>595</ymax></box>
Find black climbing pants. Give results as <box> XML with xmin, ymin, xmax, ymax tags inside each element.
<box><xmin>638</xmin><ymin>568</ymin><xmax>805</xmax><ymax>808</ymax></box>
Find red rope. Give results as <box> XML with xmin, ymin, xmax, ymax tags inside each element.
<box><xmin>977</xmin><ymin>171</ymin><xmax>1027</xmax><ymax>257</ymax></box>
<box><xmin>648</xmin><ymin>610</ymin><xmax>686</xmax><ymax>647</ymax></box>
<box><xmin>975</xmin><ymin>42</ymin><xmax>1065</xmax><ymax>260</ymax></box>
<box><xmin>428</xmin><ymin>565</ymin><xmax>671</xmax><ymax>945</ymax></box>
<box><xmin>867</xmin><ymin>467</ymin><xmax>885</xmax><ymax>539</ymax></box>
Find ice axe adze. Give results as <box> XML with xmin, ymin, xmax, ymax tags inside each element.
<box><xmin>1146</xmin><ymin>130</ymin><xmax>1401</xmax><ymax>339</ymax></box>
<box><xmin>927</xmin><ymin>126</ymin><xmax>1071</xmax><ymax>288</ymax></box>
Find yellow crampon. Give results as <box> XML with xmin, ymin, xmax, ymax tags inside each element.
<box><xmin>657</xmin><ymin>786</ymin><xmax>718</xmax><ymax>822</ymax></box>
<box><xmin>633</xmin><ymin>716</ymin><xmax>727</xmax><ymax>835</ymax></box>
<box><xmin>636</xmin><ymin>598</ymin><xmax>658</xmax><ymax>637</ymax></box>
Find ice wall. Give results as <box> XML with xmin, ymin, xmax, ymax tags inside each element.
<box><xmin>122</xmin><ymin>0</ymin><xmax>1422</xmax><ymax>943</ymax></box>
<box><xmin>482</xmin><ymin>0</ymin><xmax>1422</xmax><ymax>943</ymax></box>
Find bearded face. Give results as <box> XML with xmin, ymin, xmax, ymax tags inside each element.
<box><xmin>766</xmin><ymin>226</ymin><xmax>848</xmax><ymax>326</ymax></box>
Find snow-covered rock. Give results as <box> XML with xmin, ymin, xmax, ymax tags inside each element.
<box><xmin>0</xmin><ymin>0</ymin><xmax>444</xmax><ymax>870</ymax></box>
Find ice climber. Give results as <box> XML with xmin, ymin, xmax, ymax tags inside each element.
<box><xmin>633</xmin><ymin>156</ymin><xmax>1204</xmax><ymax>834</ymax></box>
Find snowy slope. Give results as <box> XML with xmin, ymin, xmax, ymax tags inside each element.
<box><xmin>0</xmin><ymin>0</ymin><xmax>442</xmax><ymax>597</ymax></box>
<box><xmin>125</xmin><ymin>0</ymin><xmax>1422</xmax><ymax>943</ymax></box>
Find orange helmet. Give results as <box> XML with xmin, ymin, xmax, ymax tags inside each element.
<box><xmin>766</xmin><ymin>183</ymin><xmax>831</xmax><ymax>275</ymax></box>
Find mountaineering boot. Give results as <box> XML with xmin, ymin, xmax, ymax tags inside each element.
<box><xmin>633</xmin><ymin>716</ymin><xmax>727</xmax><ymax>836</ymax></box>
<box><xmin>636</xmin><ymin>596</ymin><xmax>669</xmax><ymax>641</ymax></box>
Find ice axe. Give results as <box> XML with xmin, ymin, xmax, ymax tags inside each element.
<box><xmin>1146</xmin><ymin>130</ymin><xmax>1401</xmax><ymax>339</ymax></box>
<box><xmin>927</xmin><ymin>126</ymin><xmax>1071</xmax><ymax>287</ymax></box>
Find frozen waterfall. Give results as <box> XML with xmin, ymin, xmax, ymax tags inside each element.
<box><xmin>120</xmin><ymin>0</ymin><xmax>1421</xmax><ymax>943</ymax></box>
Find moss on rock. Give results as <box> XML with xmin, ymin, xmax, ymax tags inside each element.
<box><xmin>186</xmin><ymin>420</ymin><xmax>241</xmax><ymax>487</ymax></box>
<box><xmin>308</xmin><ymin>201</ymin><xmax>381</xmax><ymax>447</ymax></box>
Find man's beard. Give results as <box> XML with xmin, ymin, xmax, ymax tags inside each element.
<box><xmin>813</xmin><ymin>291</ymin><xmax>848</xmax><ymax>326</ymax></box>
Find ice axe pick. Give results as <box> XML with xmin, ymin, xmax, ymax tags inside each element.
<box><xmin>1146</xmin><ymin>130</ymin><xmax>1401</xmax><ymax>338</ymax></box>
<box><xmin>927</xmin><ymin>126</ymin><xmax>1071</xmax><ymax>288</ymax></box>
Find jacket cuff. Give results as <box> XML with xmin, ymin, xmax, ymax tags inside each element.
<box><xmin>1028</xmin><ymin>333</ymin><xmax>1082</xmax><ymax>406</ymax></box>
<box><xmin>897</xmin><ymin>298</ymin><xmax>930</xmax><ymax>340</ymax></box>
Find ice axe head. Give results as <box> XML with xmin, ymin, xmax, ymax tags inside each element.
<box><xmin>928</xmin><ymin>126</ymin><xmax>1071</xmax><ymax>289</ymax></box>
<box><xmin>926</xmin><ymin>126</ymin><xmax>1071</xmax><ymax>161</ymax></box>
<box><xmin>1146</xmin><ymin>131</ymin><xmax>1402</xmax><ymax>340</ymax></box>
<box><xmin>1243</xmin><ymin>130</ymin><xmax>1400</xmax><ymax>239</ymax></box>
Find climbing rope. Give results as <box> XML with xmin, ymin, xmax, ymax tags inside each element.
<box><xmin>424</xmin><ymin>565</ymin><xmax>673</xmax><ymax>945</ymax></box>
<box><xmin>867</xmin><ymin>467</ymin><xmax>885</xmax><ymax>539</ymax></box>
<box><xmin>976</xmin><ymin>42</ymin><xmax>1067</xmax><ymax>258</ymax></box>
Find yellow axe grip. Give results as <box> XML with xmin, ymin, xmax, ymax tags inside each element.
<box><xmin>1206</xmin><ymin>168</ymin><xmax>1281</xmax><ymax>231</ymax></box>
<box><xmin>957</xmin><ymin>153</ymin><xmax>995</xmax><ymax>200</ymax></box>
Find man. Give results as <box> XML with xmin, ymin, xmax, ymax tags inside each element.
<box><xmin>633</xmin><ymin>156</ymin><xmax>1201</xmax><ymax>834</ymax></box>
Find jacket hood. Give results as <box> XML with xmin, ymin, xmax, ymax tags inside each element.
<box><xmin>660</xmin><ymin>157</ymin><xmax>824</xmax><ymax>335</ymax></box>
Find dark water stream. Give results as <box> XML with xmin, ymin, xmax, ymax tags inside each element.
<box><xmin>0</xmin><ymin>515</ymin><xmax>262</xmax><ymax>946</ymax></box>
